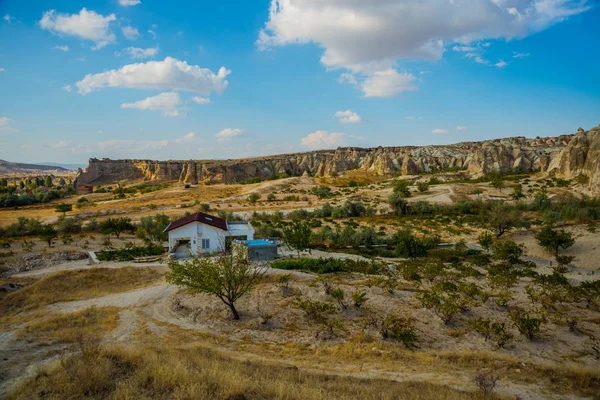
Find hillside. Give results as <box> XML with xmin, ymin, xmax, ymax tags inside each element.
<box><xmin>0</xmin><ymin>159</ymin><xmax>70</xmax><ymax>175</ymax></box>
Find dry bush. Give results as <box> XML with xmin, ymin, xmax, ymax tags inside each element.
<box><xmin>17</xmin><ymin>306</ymin><xmax>120</xmax><ymax>343</ymax></box>
<box><xmin>9</xmin><ymin>343</ymin><xmax>481</xmax><ymax>400</ymax></box>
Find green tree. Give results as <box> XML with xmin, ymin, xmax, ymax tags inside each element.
<box><xmin>38</xmin><ymin>224</ymin><xmax>58</xmax><ymax>247</ymax></box>
<box><xmin>488</xmin><ymin>202</ymin><xmax>519</xmax><ymax>238</ymax></box>
<box><xmin>267</xmin><ymin>193</ymin><xmax>276</xmax><ymax>202</ymax></box>
<box><xmin>393</xmin><ymin>180</ymin><xmax>411</xmax><ymax>197</ymax></box>
<box><xmin>247</xmin><ymin>193</ymin><xmax>260</xmax><ymax>204</ymax></box>
<box><xmin>391</xmin><ymin>229</ymin><xmax>428</xmax><ymax>258</ymax></box>
<box><xmin>388</xmin><ymin>193</ymin><xmax>409</xmax><ymax>216</ymax></box>
<box><xmin>166</xmin><ymin>253</ymin><xmax>265</xmax><ymax>320</ymax></box>
<box><xmin>311</xmin><ymin>186</ymin><xmax>332</xmax><ymax>199</ymax></box>
<box><xmin>478</xmin><ymin>231</ymin><xmax>494</xmax><ymax>252</ymax></box>
<box><xmin>54</xmin><ymin>203</ymin><xmax>73</xmax><ymax>216</ymax></box>
<box><xmin>488</xmin><ymin>172</ymin><xmax>504</xmax><ymax>192</ymax></box>
<box><xmin>511</xmin><ymin>184</ymin><xmax>525</xmax><ymax>200</ymax></box>
<box><xmin>0</xmin><ymin>178</ymin><xmax>7</xmax><ymax>187</ymax></box>
<box><xmin>417</xmin><ymin>182</ymin><xmax>430</xmax><ymax>193</ymax></box>
<box><xmin>535</xmin><ymin>225</ymin><xmax>575</xmax><ymax>257</ymax></box>
<box><xmin>491</xmin><ymin>240</ymin><xmax>524</xmax><ymax>265</ymax></box>
<box><xmin>139</xmin><ymin>214</ymin><xmax>170</xmax><ymax>243</ymax></box>
<box><xmin>98</xmin><ymin>217</ymin><xmax>135</xmax><ymax>239</ymax></box>
<box><xmin>45</xmin><ymin>176</ymin><xmax>53</xmax><ymax>188</ymax></box>
<box><xmin>282</xmin><ymin>220</ymin><xmax>312</xmax><ymax>257</ymax></box>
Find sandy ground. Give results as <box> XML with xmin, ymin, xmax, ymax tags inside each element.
<box><xmin>510</xmin><ymin>226</ymin><xmax>600</xmax><ymax>271</ymax></box>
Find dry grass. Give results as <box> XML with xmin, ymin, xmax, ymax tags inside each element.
<box><xmin>0</xmin><ymin>267</ymin><xmax>162</xmax><ymax>323</ymax></box>
<box><xmin>17</xmin><ymin>306</ymin><xmax>120</xmax><ymax>343</ymax></box>
<box><xmin>8</xmin><ymin>343</ymin><xmax>483</xmax><ymax>400</ymax></box>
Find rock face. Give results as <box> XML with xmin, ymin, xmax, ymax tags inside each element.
<box><xmin>75</xmin><ymin>134</ymin><xmax>580</xmax><ymax>187</ymax></box>
<box><xmin>547</xmin><ymin>125</ymin><xmax>600</xmax><ymax>193</ymax></box>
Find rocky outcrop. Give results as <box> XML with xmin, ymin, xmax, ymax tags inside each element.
<box><xmin>75</xmin><ymin>133</ymin><xmax>581</xmax><ymax>187</ymax></box>
<box><xmin>547</xmin><ymin>125</ymin><xmax>600</xmax><ymax>193</ymax></box>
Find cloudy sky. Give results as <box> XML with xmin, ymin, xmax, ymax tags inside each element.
<box><xmin>0</xmin><ymin>0</ymin><xmax>599</xmax><ymax>163</ymax></box>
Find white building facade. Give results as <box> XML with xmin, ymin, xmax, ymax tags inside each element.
<box><xmin>165</xmin><ymin>212</ymin><xmax>254</xmax><ymax>256</ymax></box>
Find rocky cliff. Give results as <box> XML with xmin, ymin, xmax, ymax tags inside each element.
<box><xmin>75</xmin><ymin>133</ymin><xmax>580</xmax><ymax>187</ymax></box>
<box><xmin>547</xmin><ymin>125</ymin><xmax>600</xmax><ymax>194</ymax></box>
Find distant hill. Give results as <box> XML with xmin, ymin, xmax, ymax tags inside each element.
<box><xmin>0</xmin><ymin>159</ymin><xmax>71</xmax><ymax>175</ymax></box>
<box><xmin>39</xmin><ymin>162</ymin><xmax>86</xmax><ymax>170</ymax></box>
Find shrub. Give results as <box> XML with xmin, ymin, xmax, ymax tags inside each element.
<box><xmin>295</xmin><ymin>297</ymin><xmax>336</xmax><ymax>324</ymax></box>
<box><xmin>351</xmin><ymin>289</ymin><xmax>368</xmax><ymax>308</ymax></box>
<box><xmin>311</xmin><ymin>186</ymin><xmax>332</xmax><ymax>199</ymax></box>
<box><xmin>510</xmin><ymin>311</ymin><xmax>542</xmax><ymax>340</ymax></box>
<box><xmin>491</xmin><ymin>322</ymin><xmax>514</xmax><ymax>348</ymax></box>
<box><xmin>491</xmin><ymin>240</ymin><xmax>524</xmax><ymax>265</ymax></box>
<box><xmin>417</xmin><ymin>182</ymin><xmax>430</xmax><ymax>193</ymax></box>
<box><xmin>474</xmin><ymin>374</ymin><xmax>500</xmax><ymax>399</ymax></box>
<box><xmin>393</xmin><ymin>180</ymin><xmax>411</xmax><ymax>197</ymax></box>
<box><xmin>329</xmin><ymin>288</ymin><xmax>347</xmax><ymax>310</ymax></box>
<box><xmin>380</xmin><ymin>315</ymin><xmax>418</xmax><ymax>348</ymax></box>
<box><xmin>247</xmin><ymin>193</ymin><xmax>260</xmax><ymax>204</ymax></box>
<box><xmin>470</xmin><ymin>318</ymin><xmax>493</xmax><ymax>341</ymax></box>
<box><xmin>391</xmin><ymin>229</ymin><xmax>429</xmax><ymax>258</ymax></box>
<box><xmin>199</xmin><ymin>203</ymin><xmax>210</xmax><ymax>212</ymax></box>
<box><xmin>96</xmin><ymin>244</ymin><xmax>164</xmax><ymax>262</ymax></box>
<box><xmin>270</xmin><ymin>258</ymin><xmax>381</xmax><ymax>275</ymax></box>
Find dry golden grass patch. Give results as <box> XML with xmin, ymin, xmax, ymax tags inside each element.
<box><xmin>17</xmin><ymin>306</ymin><xmax>120</xmax><ymax>343</ymax></box>
<box><xmin>0</xmin><ymin>267</ymin><xmax>162</xmax><ymax>324</ymax></box>
<box><xmin>8</xmin><ymin>342</ymin><xmax>483</xmax><ymax>400</ymax></box>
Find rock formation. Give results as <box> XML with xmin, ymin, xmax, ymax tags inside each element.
<box><xmin>74</xmin><ymin>131</ymin><xmax>595</xmax><ymax>188</ymax></box>
<box><xmin>547</xmin><ymin>125</ymin><xmax>600</xmax><ymax>194</ymax></box>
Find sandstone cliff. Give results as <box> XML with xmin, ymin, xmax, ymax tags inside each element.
<box><xmin>547</xmin><ymin>125</ymin><xmax>600</xmax><ymax>194</ymax></box>
<box><xmin>75</xmin><ymin>134</ymin><xmax>579</xmax><ymax>187</ymax></box>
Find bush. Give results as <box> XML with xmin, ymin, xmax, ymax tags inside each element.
<box><xmin>510</xmin><ymin>311</ymin><xmax>541</xmax><ymax>340</ymax></box>
<box><xmin>380</xmin><ymin>315</ymin><xmax>418</xmax><ymax>348</ymax></box>
<box><xmin>391</xmin><ymin>229</ymin><xmax>429</xmax><ymax>258</ymax></box>
<box><xmin>311</xmin><ymin>186</ymin><xmax>332</xmax><ymax>199</ymax></box>
<box><xmin>351</xmin><ymin>289</ymin><xmax>368</xmax><ymax>308</ymax></box>
<box><xmin>295</xmin><ymin>297</ymin><xmax>336</xmax><ymax>323</ymax></box>
<box><xmin>417</xmin><ymin>182</ymin><xmax>430</xmax><ymax>193</ymax></box>
<box><xmin>96</xmin><ymin>244</ymin><xmax>165</xmax><ymax>261</ymax></box>
<box><xmin>270</xmin><ymin>258</ymin><xmax>381</xmax><ymax>275</ymax></box>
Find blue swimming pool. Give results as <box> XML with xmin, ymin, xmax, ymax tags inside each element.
<box><xmin>244</xmin><ymin>239</ymin><xmax>278</xmax><ymax>247</ymax></box>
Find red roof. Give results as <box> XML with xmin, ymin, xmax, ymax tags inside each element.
<box><xmin>164</xmin><ymin>212</ymin><xmax>227</xmax><ymax>232</ymax></box>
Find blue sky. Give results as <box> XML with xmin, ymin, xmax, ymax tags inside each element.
<box><xmin>0</xmin><ymin>0</ymin><xmax>599</xmax><ymax>164</ymax></box>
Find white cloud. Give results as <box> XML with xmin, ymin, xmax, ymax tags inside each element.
<box><xmin>119</xmin><ymin>0</ymin><xmax>141</xmax><ymax>6</ymax></box>
<box><xmin>62</xmin><ymin>84</ymin><xmax>72</xmax><ymax>92</ymax></box>
<box><xmin>122</xmin><ymin>26</ymin><xmax>140</xmax><ymax>40</ymax></box>
<box><xmin>76</xmin><ymin>57</ymin><xmax>231</xmax><ymax>95</ymax></box>
<box><xmin>76</xmin><ymin>57</ymin><xmax>86</xmax><ymax>62</ymax></box>
<box><xmin>301</xmin><ymin>130</ymin><xmax>346</xmax><ymax>148</ymax></box>
<box><xmin>465</xmin><ymin>53</ymin><xmax>490</xmax><ymax>65</ymax></box>
<box><xmin>148</xmin><ymin>30</ymin><xmax>156</xmax><ymax>39</ymax></box>
<box><xmin>216</xmin><ymin>128</ymin><xmax>244</xmax><ymax>141</ymax></box>
<box><xmin>406</xmin><ymin>116</ymin><xmax>415</xmax><ymax>120</ymax></box>
<box><xmin>3</xmin><ymin>14</ymin><xmax>14</xmax><ymax>23</ymax></box>
<box><xmin>0</xmin><ymin>117</ymin><xmax>14</xmax><ymax>131</ymax></box>
<box><xmin>52</xmin><ymin>45</ymin><xmax>69</xmax><ymax>52</ymax></box>
<box><xmin>121</xmin><ymin>92</ymin><xmax>182</xmax><ymax>117</ymax></box>
<box><xmin>0</xmin><ymin>68</ymin><xmax>4</xmax><ymax>72</ymax></box>
<box><xmin>118</xmin><ymin>46</ymin><xmax>158</xmax><ymax>59</ymax></box>
<box><xmin>337</xmin><ymin>73</ymin><xmax>357</xmax><ymax>85</ymax></box>
<box><xmin>495</xmin><ymin>60</ymin><xmax>508</xmax><ymax>68</ymax></box>
<box><xmin>191</xmin><ymin>96</ymin><xmax>211</xmax><ymax>105</ymax></box>
<box><xmin>456</xmin><ymin>125</ymin><xmax>467</xmax><ymax>131</ymax></box>
<box><xmin>51</xmin><ymin>140</ymin><xmax>73</xmax><ymax>149</ymax></box>
<box><xmin>361</xmin><ymin>69</ymin><xmax>417</xmax><ymax>97</ymax></box>
<box><xmin>420</xmin><ymin>71</ymin><xmax>432</xmax><ymax>75</ymax></box>
<box><xmin>175</xmin><ymin>132</ymin><xmax>196</xmax><ymax>144</ymax></box>
<box><xmin>257</xmin><ymin>0</ymin><xmax>589</xmax><ymax>95</ymax></box>
<box><xmin>335</xmin><ymin>110</ymin><xmax>362</xmax><ymax>124</ymax></box>
<box><xmin>39</xmin><ymin>8</ymin><xmax>116</xmax><ymax>50</ymax></box>
<box><xmin>453</xmin><ymin>45</ymin><xmax>476</xmax><ymax>52</ymax></box>
<box><xmin>513</xmin><ymin>51</ymin><xmax>531</xmax><ymax>58</ymax></box>
<box><xmin>432</xmin><ymin>128</ymin><xmax>449</xmax><ymax>134</ymax></box>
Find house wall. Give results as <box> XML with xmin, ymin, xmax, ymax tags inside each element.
<box><xmin>168</xmin><ymin>222</ymin><xmax>228</xmax><ymax>255</ymax></box>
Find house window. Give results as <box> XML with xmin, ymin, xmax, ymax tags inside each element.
<box><xmin>201</xmin><ymin>239</ymin><xmax>210</xmax><ymax>250</ymax></box>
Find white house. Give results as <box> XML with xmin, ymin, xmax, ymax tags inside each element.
<box><xmin>164</xmin><ymin>212</ymin><xmax>254</xmax><ymax>256</ymax></box>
